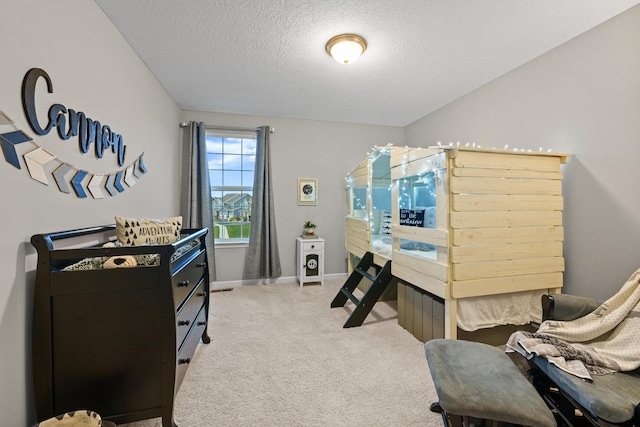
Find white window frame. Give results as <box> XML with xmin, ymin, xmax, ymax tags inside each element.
<box><xmin>206</xmin><ymin>128</ymin><xmax>257</xmax><ymax>245</ymax></box>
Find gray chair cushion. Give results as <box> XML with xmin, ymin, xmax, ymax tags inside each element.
<box><xmin>533</xmin><ymin>355</ymin><xmax>640</xmax><ymax>423</ymax></box>
<box><xmin>425</xmin><ymin>339</ymin><xmax>556</xmax><ymax>427</ymax></box>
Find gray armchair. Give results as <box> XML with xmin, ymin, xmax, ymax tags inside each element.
<box><xmin>530</xmin><ymin>293</ymin><xmax>640</xmax><ymax>426</ymax></box>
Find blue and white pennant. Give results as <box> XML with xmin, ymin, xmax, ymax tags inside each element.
<box><xmin>0</xmin><ymin>111</ymin><xmax>147</xmax><ymax>198</ymax></box>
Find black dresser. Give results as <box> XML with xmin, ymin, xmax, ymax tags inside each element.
<box><xmin>30</xmin><ymin>226</ymin><xmax>210</xmax><ymax>427</ymax></box>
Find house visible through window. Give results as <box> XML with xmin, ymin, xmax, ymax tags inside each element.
<box><xmin>206</xmin><ymin>129</ymin><xmax>256</xmax><ymax>243</ymax></box>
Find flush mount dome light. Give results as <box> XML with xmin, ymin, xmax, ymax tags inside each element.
<box><xmin>325</xmin><ymin>34</ymin><xmax>367</xmax><ymax>65</ymax></box>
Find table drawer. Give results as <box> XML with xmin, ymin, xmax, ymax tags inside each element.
<box><xmin>302</xmin><ymin>241</ymin><xmax>323</xmax><ymax>251</ymax></box>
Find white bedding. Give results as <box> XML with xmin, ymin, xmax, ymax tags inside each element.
<box><xmin>457</xmin><ymin>290</ymin><xmax>544</xmax><ymax>332</ymax></box>
<box><xmin>371</xmin><ymin>234</ymin><xmax>393</xmax><ymax>257</ymax></box>
<box><xmin>371</xmin><ymin>234</ymin><xmax>437</xmax><ymax>260</ymax></box>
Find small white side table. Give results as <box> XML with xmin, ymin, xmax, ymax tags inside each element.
<box><xmin>296</xmin><ymin>236</ymin><xmax>324</xmax><ymax>287</ymax></box>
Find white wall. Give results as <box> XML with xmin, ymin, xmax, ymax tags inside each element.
<box><xmin>405</xmin><ymin>5</ymin><xmax>640</xmax><ymax>301</ymax></box>
<box><xmin>5</xmin><ymin>1</ymin><xmax>638</xmax><ymax>425</ymax></box>
<box><xmin>0</xmin><ymin>1</ymin><xmax>182</xmax><ymax>425</ymax></box>
<box><xmin>182</xmin><ymin>110</ymin><xmax>405</xmax><ymax>283</ymax></box>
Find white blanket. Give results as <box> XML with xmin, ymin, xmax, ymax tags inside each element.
<box><xmin>507</xmin><ymin>268</ymin><xmax>640</xmax><ymax>380</ymax></box>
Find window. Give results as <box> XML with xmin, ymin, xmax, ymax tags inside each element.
<box><xmin>206</xmin><ymin>129</ymin><xmax>256</xmax><ymax>243</ymax></box>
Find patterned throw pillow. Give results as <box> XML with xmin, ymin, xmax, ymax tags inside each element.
<box><xmin>380</xmin><ymin>210</ymin><xmax>392</xmax><ymax>236</ymax></box>
<box><xmin>115</xmin><ymin>216</ymin><xmax>182</xmax><ymax>246</ymax></box>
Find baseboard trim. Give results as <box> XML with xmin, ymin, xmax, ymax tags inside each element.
<box><xmin>210</xmin><ymin>273</ymin><xmax>348</xmax><ymax>290</ymax></box>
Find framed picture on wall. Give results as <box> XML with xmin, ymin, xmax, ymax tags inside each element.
<box><xmin>298</xmin><ymin>178</ymin><xmax>318</xmax><ymax>206</ymax></box>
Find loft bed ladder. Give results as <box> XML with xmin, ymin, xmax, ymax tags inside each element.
<box><xmin>331</xmin><ymin>252</ymin><xmax>395</xmax><ymax>328</ymax></box>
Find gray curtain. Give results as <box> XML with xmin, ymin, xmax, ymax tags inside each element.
<box><xmin>182</xmin><ymin>121</ymin><xmax>216</xmax><ymax>282</ymax></box>
<box><xmin>244</xmin><ymin>126</ymin><xmax>281</xmax><ymax>280</ymax></box>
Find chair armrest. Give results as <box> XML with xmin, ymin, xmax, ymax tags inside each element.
<box><xmin>542</xmin><ymin>294</ymin><xmax>601</xmax><ymax>322</ymax></box>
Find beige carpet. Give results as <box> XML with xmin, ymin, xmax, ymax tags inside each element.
<box><xmin>120</xmin><ymin>279</ymin><xmax>442</xmax><ymax>427</ymax></box>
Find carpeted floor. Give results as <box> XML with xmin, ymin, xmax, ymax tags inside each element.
<box><xmin>119</xmin><ymin>279</ymin><xmax>442</xmax><ymax>427</ymax></box>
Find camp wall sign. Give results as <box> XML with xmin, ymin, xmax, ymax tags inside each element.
<box><xmin>0</xmin><ymin>67</ymin><xmax>147</xmax><ymax>198</ymax></box>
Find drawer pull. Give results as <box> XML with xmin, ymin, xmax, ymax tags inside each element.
<box><xmin>178</xmin><ymin>320</ymin><xmax>190</xmax><ymax>326</ymax></box>
<box><xmin>178</xmin><ymin>280</ymin><xmax>190</xmax><ymax>287</ymax></box>
<box><xmin>197</xmin><ymin>262</ymin><xmax>206</xmax><ymax>268</ymax></box>
<box><xmin>197</xmin><ymin>292</ymin><xmax>206</xmax><ymax>297</ymax></box>
<box><xmin>197</xmin><ymin>321</ymin><xmax>206</xmax><ymax>326</ymax></box>
<box><xmin>178</xmin><ymin>358</ymin><xmax>191</xmax><ymax>365</ymax></box>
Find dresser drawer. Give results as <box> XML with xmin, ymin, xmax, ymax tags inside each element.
<box><xmin>176</xmin><ymin>278</ymin><xmax>207</xmax><ymax>346</ymax></box>
<box><xmin>176</xmin><ymin>306</ymin><xmax>206</xmax><ymax>390</ymax></box>
<box><xmin>302</xmin><ymin>241</ymin><xmax>323</xmax><ymax>251</ymax></box>
<box><xmin>172</xmin><ymin>250</ymin><xmax>206</xmax><ymax>308</ymax></box>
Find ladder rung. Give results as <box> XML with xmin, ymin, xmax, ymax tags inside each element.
<box><xmin>354</xmin><ymin>267</ymin><xmax>377</xmax><ymax>282</ymax></box>
<box><xmin>340</xmin><ymin>288</ymin><xmax>361</xmax><ymax>306</ymax></box>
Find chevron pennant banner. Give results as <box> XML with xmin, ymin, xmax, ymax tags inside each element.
<box><xmin>53</xmin><ymin>163</ymin><xmax>75</xmax><ymax>193</ymax></box>
<box><xmin>0</xmin><ymin>110</ymin><xmax>147</xmax><ymax>198</ymax></box>
<box><xmin>88</xmin><ymin>174</ymin><xmax>106</xmax><ymax>199</ymax></box>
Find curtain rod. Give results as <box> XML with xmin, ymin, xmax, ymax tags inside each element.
<box><xmin>179</xmin><ymin>122</ymin><xmax>275</xmax><ymax>134</ymax></box>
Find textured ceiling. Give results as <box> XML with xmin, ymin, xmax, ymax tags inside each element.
<box><xmin>95</xmin><ymin>0</ymin><xmax>639</xmax><ymax>127</ymax></box>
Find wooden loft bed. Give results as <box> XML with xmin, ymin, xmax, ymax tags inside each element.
<box><xmin>345</xmin><ymin>146</ymin><xmax>409</xmax><ymax>271</ymax></box>
<box><xmin>390</xmin><ymin>146</ymin><xmax>569</xmax><ymax>342</ymax></box>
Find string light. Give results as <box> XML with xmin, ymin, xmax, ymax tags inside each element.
<box><xmin>347</xmin><ymin>141</ymin><xmax>560</xmax><ymax>236</ymax></box>
<box><xmin>419</xmin><ymin>141</ymin><xmax>557</xmax><ymax>153</ymax></box>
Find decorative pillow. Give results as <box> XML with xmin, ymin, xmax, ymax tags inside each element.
<box><xmin>380</xmin><ymin>210</ymin><xmax>392</xmax><ymax>236</ymax></box>
<box><xmin>62</xmin><ymin>254</ymin><xmax>160</xmax><ymax>271</ymax></box>
<box><xmin>103</xmin><ymin>255</ymin><xmax>137</xmax><ymax>269</ymax></box>
<box><xmin>400</xmin><ymin>240</ymin><xmax>436</xmax><ymax>252</ymax></box>
<box><xmin>115</xmin><ymin>216</ymin><xmax>182</xmax><ymax>246</ymax></box>
<box><xmin>136</xmin><ymin>253</ymin><xmax>161</xmax><ymax>266</ymax></box>
<box><xmin>63</xmin><ymin>257</ymin><xmax>107</xmax><ymax>271</ymax></box>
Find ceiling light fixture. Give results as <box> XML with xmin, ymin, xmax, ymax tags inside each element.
<box><xmin>325</xmin><ymin>34</ymin><xmax>367</xmax><ymax>65</ymax></box>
